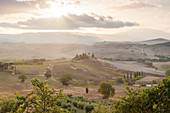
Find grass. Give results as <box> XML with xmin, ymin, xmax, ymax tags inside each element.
<box><xmin>0</xmin><ymin>71</ymin><xmax>61</xmax><ymax>98</ymax></box>
<box><xmin>52</xmin><ymin>60</ymin><xmax>122</xmax><ymax>85</ymax></box>
<box><xmin>161</xmin><ymin>64</ymin><xmax>170</xmax><ymax>69</ymax></box>
<box><xmin>0</xmin><ymin>59</ymin><xmax>125</xmax><ymax>98</ymax></box>
<box><xmin>0</xmin><ymin>70</ymin><xmax>11</xmax><ymax>73</ymax></box>
<box><xmin>0</xmin><ymin>58</ymin><xmax>25</xmax><ymax>62</ymax></box>
<box><xmin>16</xmin><ymin>64</ymin><xmax>48</xmax><ymax>75</ymax></box>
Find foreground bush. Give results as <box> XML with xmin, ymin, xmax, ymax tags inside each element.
<box><xmin>84</xmin><ymin>103</ymin><xmax>94</xmax><ymax>112</ymax></box>
<box><xmin>0</xmin><ymin>99</ymin><xmax>15</xmax><ymax>113</ymax></box>
<box><xmin>92</xmin><ymin>77</ymin><xmax>170</xmax><ymax>113</ymax></box>
<box><xmin>113</xmin><ymin>77</ymin><xmax>170</xmax><ymax>113</ymax></box>
<box><xmin>1</xmin><ymin>79</ymin><xmax>69</xmax><ymax>113</ymax></box>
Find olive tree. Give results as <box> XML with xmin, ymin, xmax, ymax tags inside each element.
<box><xmin>44</xmin><ymin>69</ymin><xmax>52</xmax><ymax>79</ymax></box>
<box><xmin>11</xmin><ymin>79</ymin><xmax>68</xmax><ymax>112</ymax></box>
<box><xmin>18</xmin><ymin>74</ymin><xmax>27</xmax><ymax>82</ymax></box>
<box><xmin>59</xmin><ymin>73</ymin><xmax>72</xmax><ymax>86</ymax></box>
<box><xmin>98</xmin><ymin>81</ymin><xmax>115</xmax><ymax>99</ymax></box>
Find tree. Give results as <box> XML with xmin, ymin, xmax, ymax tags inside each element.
<box><xmin>93</xmin><ymin>77</ymin><xmax>169</xmax><ymax>113</ymax></box>
<box><xmin>11</xmin><ymin>79</ymin><xmax>68</xmax><ymax>113</ymax></box>
<box><xmin>44</xmin><ymin>69</ymin><xmax>52</xmax><ymax>79</ymax></box>
<box><xmin>59</xmin><ymin>73</ymin><xmax>72</xmax><ymax>86</ymax></box>
<box><xmin>127</xmin><ymin>74</ymin><xmax>129</xmax><ymax>79</ymax></box>
<box><xmin>98</xmin><ymin>81</ymin><xmax>115</xmax><ymax>99</ymax></box>
<box><xmin>165</xmin><ymin>69</ymin><xmax>170</xmax><ymax>76</ymax></box>
<box><xmin>0</xmin><ymin>99</ymin><xmax>15</xmax><ymax>113</ymax></box>
<box><xmin>18</xmin><ymin>74</ymin><xmax>27</xmax><ymax>82</ymax></box>
<box><xmin>91</xmin><ymin>53</ymin><xmax>95</xmax><ymax>58</ymax></box>
<box><xmin>113</xmin><ymin>77</ymin><xmax>170</xmax><ymax>113</ymax></box>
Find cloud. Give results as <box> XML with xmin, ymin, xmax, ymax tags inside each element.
<box><xmin>117</xmin><ymin>2</ymin><xmax>155</xmax><ymax>10</ymax></box>
<box><xmin>0</xmin><ymin>14</ymin><xmax>139</xmax><ymax>30</ymax></box>
<box><xmin>0</xmin><ymin>0</ymin><xmax>49</xmax><ymax>15</ymax></box>
<box><xmin>0</xmin><ymin>22</ymin><xmax>21</xmax><ymax>28</ymax></box>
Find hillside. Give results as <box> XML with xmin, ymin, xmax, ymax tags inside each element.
<box><xmin>51</xmin><ymin>59</ymin><xmax>122</xmax><ymax>85</ymax></box>
<box><xmin>0</xmin><ymin>58</ymin><xmax>124</xmax><ymax>99</ymax></box>
<box><xmin>0</xmin><ymin>41</ymin><xmax>170</xmax><ymax>59</ymax></box>
<box><xmin>155</xmin><ymin>41</ymin><xmax>170</xmax><ymax>46</ymax></box>
<box><xmin>138</xmin><ymin>38</ymin><xmax>169</xmax><ymax>45</ymax></box>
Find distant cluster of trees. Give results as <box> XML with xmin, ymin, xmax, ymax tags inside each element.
<box><xmin>137</xmin><ymin>59</ymin><xmax>158</xmax><ymax>70</ymax></box>
<box><xmin>117</xmin><ymin>71</ymin><xmax>145</xmax><ymax>85</ymax></box>
<box><xmin>123</xmin><ymin>71</ymin><xmax>144</xmax><ymax>79</ymax></box>
<box><xmin>137</xmin><ymin>59</ymin><xmax>153</xmax><ymax>67</ymax></box>
<box><xmin>103</xmin><ymin>55</ymin><xmax>170</xmax><ymax>63</ymax></box>
<box><xmin>155</xmin><ymin>55</ymin><xmax>170</xmax><ymax>62</ymax></box>
<box><xmin>11</xmin><ymin>58</ymin><xmax>47</xmax><ymax>65</ymax></box>
<box><xmin>72</xmin><ymin>53</ymin><xmax>96</xmax><ymax>61</ymax></box>
<box><xmin>0</xmin><ymin>62</ymin><xmax>13</xmax><ymax>71</ymax></box>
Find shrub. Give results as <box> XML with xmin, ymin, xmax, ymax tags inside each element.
<box><xmin>91</xmin><ymin>103</ymin><xmax>114</xmax><ymax>113</ymax></box>
<box><xmin>152</xmin><ymin>80</ymin><xmax>158</xmax><ymax>84</ymax></box>
<box><xmin>67</xmin><ymin>94</ymin><xmax>72</xmax><ymax>98</ymax></box>
<box><xmin>0</xmin><ymin>99</ymin><xmax>15</xmax><ymax>113</ymax></box>
<box><xmin>77</xmin><ymin>102</ymin><xmax>85</xmax><ymax>110</ymax></box>
<box><xmin>66</xmin><ymin>99</ymin><xmax>72</xmax><ymax>103</ymax></box>
<box><xmin>56</xmin><ymin>100</ymin><xmax>62</xmax><ymax>106</ymax></box>
<box><xmin>71</xmin><ymin>107</ymin><xmax>78</xmax><ymax>113</ymax></box>
<box><xmin>116</xmin><ymin>77</ymin><xmax>123</xmax><ymax>83</ymax></box>
<box><xmin>165</xmin><ymin>69</ymin><xmax>170</xmax><ymax>76</ymax></box>
<box><xmin>18</xmin><ymin>74</ymin><xmax>27</xmax><ymax>82</ymax></box>
<box><xmin>85</xmin><ymin>104</ymin><xmax>94</xmax><ymax>112</ymax></box>
<box><xmin>77</xmin><ymin>96</ymin><xmax>84</xmax><ymax>100</ymax></box>
<box><xmin>113</xmin><ymin>78</ymin><xmax>170</xmax><ymax>113</ymax></box>
<box><xmin>98</xmin><ymin>81</ymin><xmax>115</xmax><ymax>99</ymax></box>
<box><xmin>11</xmin><ymin>79</ymin><xmax>68</xmax><ymax>113</ymax></box>
<box><xmin>127</xmin><ymin>80</ymin><xmax>134</xmax><ymax>86</ymax></box>
<box><xmin>61</xmin><ymin>102</ymin><xmax>68</xmax><ymax>109</ymax></box>
<box><xmin>72</xmin><ymin>101</ymin><xmax>78</xmax><ymax>107</ymax></box>
<box><xmin>139</xmin><ymin>82</ymin><xmax>146</xmax><ymax>87</ymax></box>
<box><xmin>61</xmin><ymin>103</ymin><xmax>72</xmax><ymax>109</ymax></box>
<box><xmin>59</xmin><ymin>73</ymin><xmax>72</xmax><ymax>86</ymax></box>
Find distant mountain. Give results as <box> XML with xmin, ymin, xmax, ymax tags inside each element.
<box><xmin>0</xmin><ymin>32</ymin><xmax>102</xmax><ymax>45</ymax></box>
<box><xmin>138</xmin><ymin>38</ymin><xmax>169</xmax><ymax>45</ymax></box>
<box><xmin>155</xmin><ymin>42</ymin><xmax>170</xmax><ymax>46</ymax></box>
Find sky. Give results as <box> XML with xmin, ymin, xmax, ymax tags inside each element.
<box><xmin>0</xmin><ymin>0</ymin><xmax>170</xmax><ymax>42</ymax></box>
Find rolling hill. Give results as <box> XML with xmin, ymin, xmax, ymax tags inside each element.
<box><xmin>155</xmin><ymin>41</ymin><xmax>170</xmax><ymax>46</ymax></box>
<box><xmin>0</xmin><ymin>41</ymin><xmax>170</xmax><ymax>60</ymax></box>
<box><xmin>138</xmin><ymin>38</ymin><xmax>169</xmax><ymax>45</ymax></box>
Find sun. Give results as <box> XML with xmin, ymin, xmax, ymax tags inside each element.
<box><xmin>37</xmin><ymin>1</ymin><xmax>82</xmax><ymax>18</ymax></box>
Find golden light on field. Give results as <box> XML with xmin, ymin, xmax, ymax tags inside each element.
<box><xmin>37</xmin><ymin>1</ymin><xmax>82</xmax><ymax>18</ymax></box>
